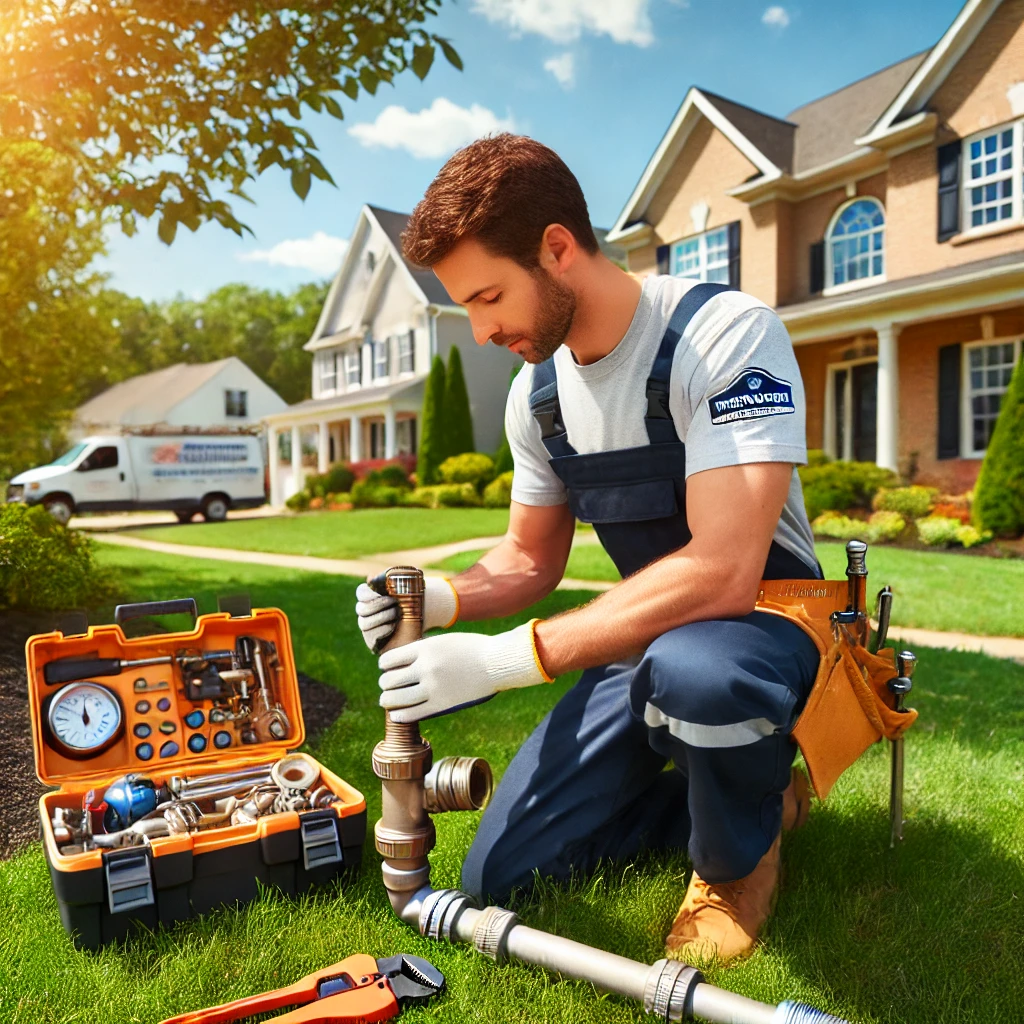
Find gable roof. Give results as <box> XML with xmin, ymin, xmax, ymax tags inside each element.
<box><xmin>700</xmin><ymin>91</ymin><xmax>796</xmax><ymax>174</ymax></box>
<box><xmin>74</xmin><ymin>359</ymin><xmax>235</xmax><ymax>426</ymax></box>
<box><xmin>367</xmin><ymin>205</ymin><xmax>454</xmax><ymax>306</ymax></box>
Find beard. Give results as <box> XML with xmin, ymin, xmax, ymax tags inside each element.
<box><xmin>491</xmin><ymin>270</ymin><xmax>576</xmax><ymax>364</ymax></box>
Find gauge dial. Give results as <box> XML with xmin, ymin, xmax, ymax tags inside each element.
<box><xmin>46</xmin><ymin>682</ymin><xmax>125</xmax><ymax>759</ymax></box>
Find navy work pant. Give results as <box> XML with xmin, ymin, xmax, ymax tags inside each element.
<box><xmin>461</xmin><ymin>611</ymin><xmax>820</xmax><ymax>905</ymax></box>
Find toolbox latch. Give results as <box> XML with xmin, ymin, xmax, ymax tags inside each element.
<box><xmin>299</xmin><ymin>811</ymin><xmax>342</xmax><ymax>871</ymax></box>
<box><xmin>104</xmin><ymin>848</ymin><xmax>155</xmax><ymax>915</ymax></box>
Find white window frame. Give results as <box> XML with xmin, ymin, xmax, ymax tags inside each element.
<box><xmin>669</xmin><ymin>225</ymin><xmax>730</xmax><ymax>284</ymax></box>
<box><xmin>960</xmin><ymin>119</ymin><xmax>1024</xmax><ymax>237</ymax></box>
<box><xmin>961</xmin><ymin>337</ymin><xmax>1022</xmax><ymax>458</ymax></box>
<box><xmin>823</xmin><ymin>197</ymin><xmax>886</xmax><ymax>297</ymax></box>
<box><xmin>316</xmin><ymin>349</ymin><xmax>337</xmax><ymax>397</ymax></box>
<box><xmin>823</xmin><ymin>356</ymin><xmax>877</xmax><ymax>461</ymax></box>
<box><xmin>373</xmin><ymin>338</ymin><xmax>389</xmax><ymax>380</ymax></box>
<box><xmin>398</xmin><ymin>330</ymin><xmax>415</xmax><ymax>375</ymax></box>
<box><xmin>343</xmin><ymin>347</ymin><xmax>361</xmax><ymax>388</ymax></box>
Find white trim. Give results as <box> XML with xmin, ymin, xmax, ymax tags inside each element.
<box><xmin>668</xmin><ymin>224</ymin><xmax>731</xmax><ymax>284</ymax></box>
<box><xmin>643</xmin><ymin>704</ymin><xmax>779</xmax><ymax>749</ymax></box>
<box><xmin>961</xmin><ymin>336</ymin><xmax>1022</xmax><ymax>458</ymax></box>
<box><xmin>824</xmin><ymin>356</ymin><xmax>878</xmax><ymax>460</ymax></box>
<box><xmin>823</xmin><ymin>196</ymin><xmax>887</xmax><ymax>295</ymax></box>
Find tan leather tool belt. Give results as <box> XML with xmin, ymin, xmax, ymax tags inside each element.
<box><xmin>755</xmin><ymin>579</ymin><xmax>918</xmax><ymax>801</ymax></box>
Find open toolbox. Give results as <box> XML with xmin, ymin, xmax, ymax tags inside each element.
<box><xmin>26</xmin><ymin>596</ymin><xmax>366</xmax><ymax>950</ymax></box>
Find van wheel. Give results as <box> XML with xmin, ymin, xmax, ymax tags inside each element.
<box><xmin>202</xmin><ymin>496</ymin><xmax>229</xmax><ymax>522</ymax></box>
<box><xmin>175</xmin><ymin>511</ymin><xmax>195</xmax><ymax>524</ymax></box>
<box><xmin>44</xmin><ymin>497</ymin><xmax>73</xmax><ymax>525</ymax></box>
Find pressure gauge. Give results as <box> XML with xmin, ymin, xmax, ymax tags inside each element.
<box><xmin>45</xmin><ymin>682</ymin><xmax>125</xmax><ymax>759</ymax></box>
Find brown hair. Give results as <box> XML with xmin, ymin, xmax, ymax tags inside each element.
<box><xmin>402</xmin><ymin>133</ymin><xmax>599</xmax><ymax>269</ymax></box>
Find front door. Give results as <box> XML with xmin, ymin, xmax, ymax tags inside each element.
<box><xmin>832</xmin><ymin>361</ymin><xmax>877</xmax><ymax>463</ymax></box>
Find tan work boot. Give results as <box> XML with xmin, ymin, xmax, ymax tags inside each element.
<box><xmin>665</xmin><ymin>834</ymin><xmax>780</xmax><ymax>963</ymax></box>
<box><xmin>782</xmin><ymin>766</ymin><xmax>811</xmax><ymax>832</ymax></box>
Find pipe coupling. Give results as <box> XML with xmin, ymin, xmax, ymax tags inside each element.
<box><xmin>643</xmin><ymin>959</ymin><xmax>703</xmax><ymax>1023</ymax></box>
<box><xmin>424</xmin><ymin>757</ymin><xmax>493</xmax><ymax>813</ymax></box>
<box><xmin>473</xmin><ymin>905</ymin><xmax>519</xmax><ymax>961</ymax></box>
<box><xmin>419</xmin><ymin>888</ymin><xmax>474</xmax><ymax>942</ymax></box>
<box><xmin>373</xmin><ymin>820</ymin><xmax>436</xmax><ymax>860</ymax></box>
<box><xmin>381</xmin><ymin>861</ymin><xmax>432</xmax><ymax>895</ymax></box>
<box><xmin>372</xmin><ymin>737</ymin><xmax>432</xmax><ymax>781</ymax></box>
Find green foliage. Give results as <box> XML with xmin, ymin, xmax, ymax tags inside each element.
<box><xmin>350</xmin><ymin>481</ymin><xmax>403</xmax><ymax>508</ymax></box>
<box><xmin>398</xmin><ymin>489</ymin><xmax>433</xmax><ymax>508</ymax></box>
<box><xmin>285</xmin><ymin>490</ymin><xmax>310</xmax><ymax>512</ymax></box>
<box><xmin>412</xmin><ymin>483</ymin><xmax>481</xmax><ymax>508</ymax></box>
<box><xmin>364</xmin><ymin>463</ymin><xmax>412</xmax><ymax>489</ymax></box>
<box><xmin>417</xmin><ymin>355</ymin><xmax>447</xmax><ymax>485</ymax></box>
<box><xmin>917</xmin><ymin>515</ymin><xmax>992</xmax><ymax>549</ymax></box>
<box><xmin>872</xmin><ymin>486</ymin><xmax>937</xmax><ymax>519</ymax></box>
<box><xmin>973</xmin><ymin>356</ymin><xmax>1024</xmax><ymax>538</ymax></box>
<box><xmin>812</xmin><ymin>510</ymin><xmax>907</xmax><ymax>544</ymax></box>
<box><xmin>799</xmin><ymin>459</ymin><xmax>898</xmax><ymax>520</ymax></box>
<box><xmin>443</xmin><ymin>346</ymin><xmax>475</xmax><ymax>455</ymax></box>
<box><xmin>492</xmin><ymin>365</ymin><xmax>519</xmax><ymax>475</ymax></box>
<box><xmin>483</xmin><ymin>471</ymin><xmax>514</xmax><ymax>508</ymax></box>
<box><xmin>324</xmin><ymin>463</ymin><xmax>356</xmax><ymax>494</ymax></box>
<box><xmin>805</xmin><ymin>449</ymin><xmax>831</xmax><ymax>468</ymax></box>
<box><xmin>0</xmin><ymin>504</ymin><xmax>108</xmax><ymax>609</ymax></box>
<box><xmin>438</xmin><ymin>452</ymin><xmax>495</xmax><ymax>490</ymax></box>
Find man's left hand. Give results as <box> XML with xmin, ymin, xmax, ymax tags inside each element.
<box><xmin>378</xmin><ymin>623</ymin><xmax>550</xmax><ymax>723</ymax></box>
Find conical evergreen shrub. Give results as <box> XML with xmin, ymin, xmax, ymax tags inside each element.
<box><xmin>443</xmin><ymin>346</ymin><xmax>475</xmax><ymax>456</ymax></box>
<box><xmin>973</xmin><ymin>355</ymin><xmax>1024</xmax><ymax>537</ymax></box>
<box><xmin>493</xmin><ymin>365</ymin><xmax>520</xmax><ymax>475</ymax></box>
<box><xmin>417</xmin><ymin>354</ymin><xmax>447</xmax><ymax>485</ymax></box>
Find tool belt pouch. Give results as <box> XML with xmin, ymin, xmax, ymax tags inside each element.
<box><xmin>756</xmin><ymin>586</ymin><xmax>918</xmax><ymax>801</ymax></box>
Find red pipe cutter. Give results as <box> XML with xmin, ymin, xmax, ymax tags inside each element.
<box><xmin>158</xmin><ymin>953</ymin><xmax>445</xmax><ymax>1024</ymax></box>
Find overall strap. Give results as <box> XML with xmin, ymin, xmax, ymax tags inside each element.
<box><xmin>645</xmin><ymin>282</ymin><xmax>732</xmax><ymax>444</ymax></box>
<box><xmin>528</xmin><ymin>357</ymin><xmax>578</xmax><ymax>459</ymax></box>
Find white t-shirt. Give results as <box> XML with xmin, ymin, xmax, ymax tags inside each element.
<box><xmin>505</xmin><ymin>274</ymin><xmax>818</xmax><ymax>573</ymax></box>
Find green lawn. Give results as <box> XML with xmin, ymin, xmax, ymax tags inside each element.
<box><xmin>123</xmin><ymin>507</ymin><xmax>510</xmax><ymax>558</ymax></box>
<box><xmin>433</xmin><ymin>541</ymin><xmax>1024</xmax><ymax>639</ymax></box>
<box><xmin>2</xmin><ymin>546</ymin><xmax>1023</xmax><ymax>1022</ymax></box>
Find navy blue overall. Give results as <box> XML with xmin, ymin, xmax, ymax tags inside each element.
<box><xmin>462</xmin><ymin>284</ymin><xmax>823</xmax><ymax>905</ymax></box>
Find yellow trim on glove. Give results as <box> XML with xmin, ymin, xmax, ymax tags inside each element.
<box><xmin>443</xmin><ymin>578</ymin><xmax>460</xmax><ymax>628</ymax></box>
<box><xmin>527</xmin><ymin>618</ymin><xmax>554</xmax><ymax>683</ymax></box>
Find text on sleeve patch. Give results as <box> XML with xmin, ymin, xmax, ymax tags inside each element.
<box><xmin>708</xmin><ymin>367</ymin><xmax>795</xmax><ymax>424</ymax></box>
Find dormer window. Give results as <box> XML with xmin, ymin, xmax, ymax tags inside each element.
<box><xmin>825</xmin><ymin>198</ymin><xmax>885</xmax><ymax>293</ymax></box>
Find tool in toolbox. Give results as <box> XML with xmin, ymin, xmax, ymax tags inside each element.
<box><xmin>157</xmin><ymin>952</ymin><xmax>445</xmax><ymax>1024</ymax></box>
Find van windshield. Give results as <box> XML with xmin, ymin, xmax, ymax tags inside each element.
<box><xmin>50</xmin><ymin>443</ymin><xmax>89</xmax><ymax>467</ymax></box>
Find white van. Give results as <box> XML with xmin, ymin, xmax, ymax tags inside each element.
<box><xmin>6</xmin><ymin>433</ymin><xmax>267</xmax><ymax>524</ymax></box>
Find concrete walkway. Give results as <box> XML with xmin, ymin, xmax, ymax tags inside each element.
<box><xmin>71</xmin><ymin>505</ymin><xmax>280</xmax><ymax>532</ymax></box>
<box><xmin>92</xmin><ymin>532</ymin><xmax>1024</xmax><ymax>661</ymax></box>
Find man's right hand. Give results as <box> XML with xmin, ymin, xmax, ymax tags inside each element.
<box><xmin>355</xmin><ymin>575</ymin><xmax>459</xmax><ymax>653</ymax></box>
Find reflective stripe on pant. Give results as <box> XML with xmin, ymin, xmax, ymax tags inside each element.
<box><xmin>461</xmin><ymin>611</ymin><xmax>820</xmax><ymax>905</ymax></box>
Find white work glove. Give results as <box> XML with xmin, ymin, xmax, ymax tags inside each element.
<box><xmin>378</xmin><ymin>621</ymin><xmax>552</xmax><ymax>723</ymax></box>
<box><xmin>355</xmin><ymin>576</ymin><xmax>459</xmax><ymax>653</ymax></box>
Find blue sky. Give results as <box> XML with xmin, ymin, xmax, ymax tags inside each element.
<box><xmin>95</xmin><ymin>0</ymin><xmax>967</xmax><ymax>301</ymax></box>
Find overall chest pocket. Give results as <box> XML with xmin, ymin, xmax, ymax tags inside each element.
<box><xmin>570</xmin><ymin>478</ymin><xmax>679</xmax><ymax>525</ymax></box>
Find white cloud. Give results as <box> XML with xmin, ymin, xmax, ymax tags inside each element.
<box><xmin>472</xmin><ymin>0</ymin><xmax>653</xmax><ymax>46</ymax></box>
<box><xmin>544</xmin><ymin>52</ymin><xmax>575</xmax><ymax>88</ymax></box>
<box><xmin>238</xmin><ymin>231</ymin><xmax>348</xmax><ymax>276</ymax></box>
<box><xmin>348</xmin><ymin>98</ymin><xmax>516</xmax><ymax>160</ymax></box>
<box><xmin>762</xmin><ymin>5</ymin><xmax>790</xmax><ymax>29</ymax></box>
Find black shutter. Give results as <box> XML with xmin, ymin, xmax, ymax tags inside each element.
<box><xmin>937</xmin><ymin>342</ymin><xmax>962</xmax><ymax>459</ymax></box>
<box><xmin>809</xmin><ymin>240</ymin><xmax>825</xmax><ymax>294</ymax></box>
<box><xmin>408</xmin><ymin>328</ymin><xmax>416</xmax><ymax>373</ymax></box>
<box><xmin>656</xmin><ymin>244</ymin><xmax>670</xmax><ymax>276</ymax></box>
<box><xmin>937</xmin><ymin>140</ymin><xmax>961</xmax><ymax>242</ymax></box>
<box><xmin>727</xmin><ymin>220</ymin><xmax>741</xmax><ymax>289</ymax></box>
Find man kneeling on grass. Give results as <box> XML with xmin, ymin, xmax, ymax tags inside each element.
<box><xmin>355</xmin><ymin>134</ymin><xmax>821</xmax><ymax>963</ymax></box>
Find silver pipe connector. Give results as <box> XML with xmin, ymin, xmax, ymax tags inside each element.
<box><xmin>423</xmin><ymin>756</ymin><xmax>493</xmax><ymax>813</ymax></box>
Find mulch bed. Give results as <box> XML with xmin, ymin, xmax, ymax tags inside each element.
<box><xmin>0</xmin><ymin>614</ymin><xmax>347</xmax><ymax>861</ymax></box>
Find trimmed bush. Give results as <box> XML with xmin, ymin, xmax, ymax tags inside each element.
<box><xmin>285</xmin><ymin>490</ymin><xmax>310</xmax><ymax>512</ymax></box>
<box><xmin>483</xmin><ymin>470</ymin><xmax>514</xmax><ymax>508</ymax></box>
<box><xmin>806</xmin><ymin>449</ymin><xmax>831</xmax><ymax>468</ymax></box>
<box><xmin>325</xmin><ymin>463</ymin><xmax>356</xmax><ymax>493</ymax></box>
<box><xmin>799</xmin><ymin>459</ymin><xmax>898</xmax><ymax>521</ymax></box>
<box><xmin>444</xmin><ymin>346</ymin><xmax>475</xmax><ymax>456</ymax></box>
<box><xmin>398</xmin><ymin>489</ymin><xmax>433</xmax><ymax>508</ymax></box>
<box><xmin>917</xmin><ymin>515</ymin><xmax>992</xmax><ymax>549</ymax></box>
<box><xmin>411</xmin><ymin>483</ymin><xmax>481</xmax><ymax>508</ymax></box>
<box><xmin>417</xmin><ymin>355</ymin><xmax>447</xmax><ymax>485</ymax></box>
<box><xmin>350</xmin><ymin>481</ymin><xmax>403</xmax><ymax>508</ymax></box>
<box><xmin>439</xmin><ymin>452</ymin><xmax>495</xmax><ymax>490</ymax></box>
<box><xmin>812</xmin><ymin>509</ymin><xmax>906</xmax><ymax>544</ymax></box>
<box><xmin>493</xmin><ymin>364</ymin><xmax>520</xmax><ymax>476</ymax></box>
<box><xmin>368</xmin><ymin>463</ymin><xmax>412</xmax><ymax>489</ymax></box>
<box><xmin>973</xmin><ymin>356</ymin><xmax>1024</xmax><ymax>537</ymax></box>
<box><xmin>0</xmin><ymin>504</ymin><xmax>107</xmax><ymax>610</ymax></box>
<box><xmin>872</xmin><ymin>485</ymin><xmax>937</xmax><ymax>519</ymax></box>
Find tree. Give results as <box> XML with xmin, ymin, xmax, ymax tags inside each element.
<box><xmin>443</xmin><ymin>346</ymin><xmax>474</xmax><ymax>456</ymax></box>
<box><xmin>417</xmin><ymin>355</ymin><xmax>446</xmax><ymax>485</ymax></box>
<box><xmin>492</xmin><ymin>365</ymin><xmax>520</xmax><ymax>474</ymax></box>
<box><xmin>973</xmin><ymin>357</ymin><xmax>1024</xmax><ymax>538</ymax></box>
<box><xmin>0</xmin><ymin>1</ymin><xmax>461</xmax><ymax>240</ymax></box>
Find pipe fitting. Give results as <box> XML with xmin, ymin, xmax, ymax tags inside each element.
<box><xmin>473</xmin><ymin>905</ymin><xmax>519</xmax><ymax>961</ymax></box>
<box><xmin>424</xmin><ymin>756</ymin><xmax>493</xmax><ymax>813</ymax></box>
<box><xmin>373</xmin><ymin>820</ymin><xmax>436</xmax><ymax>861</ymax></box>
<box><xmin>419</xmin><ymin>888</ymin><xmax>474</xmax><ymax>942</ymax></box>
<box><xmin>644</xmin><ymin>959</ymin><xmax>704</xmax><ymax>1022</ymax></box>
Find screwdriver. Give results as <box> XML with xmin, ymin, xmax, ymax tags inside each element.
<box><xmin>43</xmin><ymin>654</ymin><xmax>173</xmax><ymax>685</ymax></box>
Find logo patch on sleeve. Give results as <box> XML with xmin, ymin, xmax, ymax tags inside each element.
<box><xmin>708</xmin><ymin>367</ymin><xmax>795</xmax><ymax>424</ymax></box>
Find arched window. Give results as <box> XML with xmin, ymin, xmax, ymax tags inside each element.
<box><xmin>827</xmin><ymin>198</ymin><xmax>885</xmax><ymax>290</ymax></box>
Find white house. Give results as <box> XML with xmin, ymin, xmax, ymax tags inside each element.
<box><xmin>263</xmin><ymin>204</ymin><xmax>519</xmax><ymax>505</ymax></box>
<box><xmin>72</xmin><ymin>357</ymin><xmax>288</xmax><ymax>439</ymax></box>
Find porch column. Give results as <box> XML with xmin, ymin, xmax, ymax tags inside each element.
<box><xmin>268</xmin><ymin>425</ymin><xmax>282</xmax><ymax>507</ymax></box>
<box><xmin>290</xmin><ymin>423</ymin><xmax>304</xmax><ymax>494</ymax></box>
<box><xmin>350</xmin><ymin>415</ymin><xmax>363</xmax><ymax>461</ymax></box>
<box><xmin>317</xmin><ymin>420</ymin><xmax>330</xmax><ymax>472</ymax></box>
<box><xmin>875</xmin><ymin>322</ymin><xmax>900</xmax><ymax>474</ymax></box>
<box><xmin>384</xmin><ymin>406</ymin><xmax>397</xmax><ymax>459</ymax></box>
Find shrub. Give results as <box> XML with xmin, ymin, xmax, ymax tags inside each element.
<box><xmin>806</xmin><ymin>449</ymin><xmax>831</xmax><ymax>468</ymax></box>
<box><xmin>325</xmin><ymin>463</ymin><xmax>356</xmax><ymax>493</ymax></box>
<box><xmin>398</xmin><ymin>489</ymin><xmax>433</xmax><ymax>508</ymax></box>
<box><xmin>411</xmin><ymin>483</ymin><xmax>481</xmax><ymax>508</ymax></box>
<box><xmin>350</xmin><ymin>481</ymin><xmax>403</xmax><ymax>508</ymax></box>
<box><xmin>917</xmin><ymin>515</ymin><xmax>992</xmax><ymax>549</ymax></box>
<box><xmin>973</xmin><ymin>356</ymin><xmax>1024</xmax><ymax>538</ymax></box>
<box><xmin>309</xmin><ymin>496</ymin><xmax>324</xmax><ymax>510</ymax></box>
<box><xmin>0</xmin><ymin>504</ymin><xmax>107</xmax><ymax>610</ymax></box>
<box><xmin>483</xmin><ymin>471</ymin><xmax>514</xmax><ymax>508</ymax></box>
<box><xmin>365</xmin><ymin>463</ymin><xmax>412</xmax><ymax>489</ymax></box>
<box><xmin>812</xmin><ymin>509</ymin><xmax>906</xmax><ymax>544</ymax></box>
<box><xmin>439</xmin><ymin>452</ymin><xmax>495</xmax><ymax>490</ymax></box>
<box><xmin>349</xmin><ymin>455</ymin><xmax>417</xmax><ymax>480</ymax></box>
<box><xmin>931</xmin><ymin>501</ymin><xmax>970</xmax><ymax>524</ymax></box>
<box><xmin>872</xmin><ymin>485</ymin><xmax>937</xmax><ymax>519</ymax></box>
<box><xmin>285</xmin><ymin>490</ymin><xmax>310</xmax><ymax>512</ymax></box>
<box><xmin>444</xmin><ymin>346</ymin><xmax>475</xmax><ymax>455</ymax></box>
<box><xmin>799</xmin><ymin>460</ymin><xmax>898</xmax><ymax>520</ymax></box>
<box><xmin>417</xmin><ymin>354</ymin><xmax>447</xmax><ymax>485</ymax></box>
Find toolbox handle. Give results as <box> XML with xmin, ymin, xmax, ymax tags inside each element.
<box><xmin>115</xmin><ymin>599</ymin><xmax>198</xmax><ymax>631</ymax></box>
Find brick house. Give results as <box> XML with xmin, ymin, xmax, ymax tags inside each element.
<box><xmin>606</xmin><ymin>0</ymin><xmax>1024</xmax><ymax>492</ymax></box>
